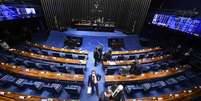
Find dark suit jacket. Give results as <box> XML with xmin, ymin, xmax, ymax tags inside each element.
<box><xmin>88</xmin><ymin>74</ymin><xmax>101</xmax><ymax>86</ymax></box>
<box><xmin>103</xmin><ymin>52</ymin><xmax>112</xmax><ymax>61</ymax></box>
<box><xmin>94</xmin><ymin>49</ymin><xmax>101</xmax><ymax>60</ymax></box>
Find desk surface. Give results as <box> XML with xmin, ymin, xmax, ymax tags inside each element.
<box><xmin>103</xmin><ymin>55</ymin><xmax>171</xmax><ymax>66</ymax></box>
<box><xmin>105</xmin><ymin>66</ymin><xmax>186</xmax><ymax>83</ymax></box>
<box><xmin>0</xmin><ymin>63</ymin><xmax>84</xmax><ymax>82</ymax></box>
<box><xmin>111</xmin><ymin>47</ymin><xmax>162</xmax><ymax>55</ymax></box>
<box><xmin>9</xmin><ymin>49</ymin><xmax>87</xmax><ymax>65</ymax></box>
<box><xmin>27</xmin><ymin>42</ymin><xmax>88</xmax><ymax>55</ymax></box>
<box><xmin>127</xmin><ymin>86</ymin><xmax>201</xmax><ymax>101</ymax></box>
<box><xmin>74</xmin><ymin>23</ymin><xmax>115</xmax><ymax>27</ymax></box>
<box><xmin>0</xmin><ymin>89</ymin><xmax>79</xmax><ymax>101</ymax></box>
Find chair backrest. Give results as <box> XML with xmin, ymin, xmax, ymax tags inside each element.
<box><xmin>52</xmin><ymin>52</ymin><xmax>61</xmax><ymax>57</ymax></box>
<box><xmin>41</xmin><ymin>50</ymin><xmax>49</xmax><ymax>56</ymax></box>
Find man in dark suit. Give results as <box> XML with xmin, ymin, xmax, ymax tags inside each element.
<box><xmin>94</xmin><ymin>47</ymin><xmax>101</xmax><ymax>66</ymax></box>
<box><xmin>88</xmin><ymin>70</ymin><xmax>101</xmax><ymax>96</ymax></box>
<box><xmin>97</xmin><ymin>45</ymin><xmax>103</xmax><ymax>60</ymax></box>
<box><xmin>129</xmin><ymin>61</ymin><xmax>142</xmax><ymax>75</ymax></box>
<box><xmin>172</xmin><ymin>44</ymin><xmax>183</xmax><ymax>59</ymax></box>
<box><xmin>103</xmin><ymin>49</ymin><xmax>112</xmax><ymax>61</ymax></box>
<box><xmin>99</xmin><ymin>88</ymin><xmax>113</xmax><ymax>101</ymax></box>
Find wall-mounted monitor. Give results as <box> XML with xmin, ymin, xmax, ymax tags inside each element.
<box><xmin>25</xmin><ymin>8</ymin><xmax>36</xmax><ymax>14</ymax></box>
<box><xmin>152</xmin><ymin>13</ymin><xmax>201</xmax><ymax>37</ymax></box>
<box><xmin>0</xmin><ymin>4</ymin><xmax>38</xmax><ymax>21</ymax></box>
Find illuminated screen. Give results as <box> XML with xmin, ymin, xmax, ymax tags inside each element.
<box><xmin>25</xmin><ymin>8</ymin><xmax>36</xmax><ymax>14</ymax></box>
<box><xmin>152</xmin><ymin>13</ymin><xmax>201</xmax><ymax>37</ymax></box>
<box><xmin>0</xmin><ymin>5</ymin><xmax>37</xmax><ymax>21</ymax></box>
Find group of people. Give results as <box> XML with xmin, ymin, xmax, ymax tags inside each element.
<box><xmin>99</xmin><ymin>85</ymin><xmax>125</xmax><ymax>101</ymax></box>
<box><xmin>94</xmin><ymin>45</ymin><xmax>112</xmax><ymax>66</ymax></box>
<box><xmin>88</xmin><ymin>45</ymin><xmax>125</xmax><ymax>101</ymax></box>
<box><xmin>87</xmin><ymin>70</ymin><xmax>125</xmax><ymax>101</ymax></box>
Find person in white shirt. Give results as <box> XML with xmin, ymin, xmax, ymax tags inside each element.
<box><xmin>111</xmin><ymin>85</ymin><xmax>125</xmax><ymax>101</ymax></box>
<box><xmin>88</xmin><ymin>70</ymin><xmax>101</xmax><ymax>96</ymax></box>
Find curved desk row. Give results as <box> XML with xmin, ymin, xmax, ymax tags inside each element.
<box><xmin>0</xmin><ymin>63</ymin><xmax>84</xmax><ymax>82</ymax></box>
<box><xmin>27</xmin><ymin>42</ymin><xmax>161</xmax><ymax>56</ymax></box>
<box><xmin>105</xmin><ymin>65</ymin><xmax>187</xmax><ymax>83</ymax></box>
<box><xmin>0</xmin><ymin>62</ymin><xmax>187</xmax><ymax>83</ymax></box>
<box><xmin>0</xmin><ymin>86</ymin><xmax>200</xmax><ymax>101</ymax></box>
<box><xmin>0</xmin><ymin>89</ymin><xmax>79</xmax><ymax>101</ymax></box>
<box><xmin>127</xmin><ymin>86</ymin><xmax>201</xmax><ymax>101</ymax></box>
<box><xmin>9</xmin><ymin>49</ymin><xmax>87</xmax><ymax>65</ymax></box>
<box><xmin>111</xmin><ymin>47</ymin><xmax>162</xmax><ymax>55</ymax></box>
<box><xmin>9</xmin><ymin>49</ymin><xmax>168</xmax><ymax>66</ymax></box>
<box><xmin>103</xmin><ymin>55</ymin><xmax>171</xmax><ymax>66</ymax></box>
<box><xmin>26</xmin><ymin>42</ymin><xmax>88</xmax><ymax>55</ymax></box>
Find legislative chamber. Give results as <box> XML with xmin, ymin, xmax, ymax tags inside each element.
<box><xmin>0</xmin><ymin>0</ymin><xmax>201</xmax><ymax>101</ymax></box>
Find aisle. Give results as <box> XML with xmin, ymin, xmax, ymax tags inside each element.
<box><xmin>79</xmin><ymin>35</ymin><xmax>107</xmax><ymax>101</ymax></box>
<box><xmin>80</xmin><ymin>52</ymin><xmax>105</xmax><ymax>101</ymax></box>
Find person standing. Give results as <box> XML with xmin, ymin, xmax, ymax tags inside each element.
<box><xmin>88</xmin><ymin>70</ymin><xmax>101</xmax><ymax>96</ymax></box>
<box><xmin>103</xmin><ymin>49</ymin><xmax>112</xmax><ymax>61</ymax></box>
<box><xmin>111</xmin><ymin>85</ymin><xmax>125</xmax><ymax>101</ymax></box>
<box><xmin>99</xmin><ymin>89</ymin><xmax>113</xmax><ymax>101</ymax></box>
<box><xmin>94</xmin><ymin>47</ymin><xmax>101</xmax><ymax>66</ymax></box>
<box><xmin>97</xmin><ymin>45</ymin><xmax>103</xmax><ymax>59</ymax></box>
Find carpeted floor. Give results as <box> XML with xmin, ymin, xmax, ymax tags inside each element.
<box><xmin>43</xmin><ymin>29</ymin><xmax>142</xmax><ymax>101</ymax></box>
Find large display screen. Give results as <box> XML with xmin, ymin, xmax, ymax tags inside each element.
<box><xmin>0</xmin><ymin>4</ymin><xmax>37</xmax><ymax>21</ymax></box>
<box><xmin>25</xmin><ymin>8</ymin><xmax>36</xmax><ymax>14</ymax></box>
<box><xmin>152</xmin><ymin>13</ymin><xmax>201</xmax><ymax>37</ymax></box>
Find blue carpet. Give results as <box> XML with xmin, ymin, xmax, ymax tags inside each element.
<box><xmin>44</xmin><ymin>30</ymin><xmax>142</xmax><ymax>51</ymax></box>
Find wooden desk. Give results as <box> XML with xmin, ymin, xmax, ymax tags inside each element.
<box><xmin>111</xmin><ymin>47</ymin><xmax>162</xmax><ymax>55</ymax></box>
<box><xmin>0</xmin><ymin>89</ymin><xmax>79</xmax><ymax>101</ymax></box>
<box><xmin>0</xmin><ymin>96</ymin><xmax>15</xmax><ymax>101</ymax></box>
<box><xmin>126</xmin><ymin>86</ymin><xmax>201</xmax><ymax>101</ymax></box>
<box><xmin>27</xmin><ymin>42</ymin><xmax>88</xmax><ymax>55</ymax></box>
<box><xmin>0</xmin><ymin>63</ymin><xmax>84</xmax><ymax>82</ymax></box>
<box><xmin>105</xmin><ymin>66</ymin><xmax>186</xmax><ymax>83</ymax></box>
<box><xmin>9</xmin><ymin>49</ymin><xmax>86</xmax><ymax>65</ymax></box>
<box><xmin>103</xmin><ymin>55</ymin><xmax>171</xmax><ymax>66</ymax></box>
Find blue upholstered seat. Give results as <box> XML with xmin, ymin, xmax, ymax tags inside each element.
<box><xmin>52</xmin><ymin>52</ymin><xmax>61</xmax><ymax>57</ymax></box>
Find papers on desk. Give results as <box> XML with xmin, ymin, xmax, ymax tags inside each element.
<box><xmin>108</xmin><ymin>61</ymin><xmax>116</xmax><ymax>65</ymax></box>
<box><xmin>80</xmin><ymin>60</ymin><xmax>86</xmax><ymax>64</ymax></box>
